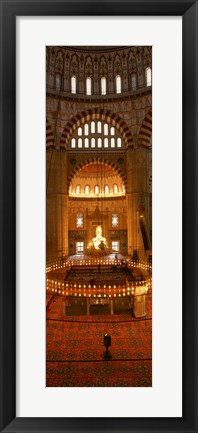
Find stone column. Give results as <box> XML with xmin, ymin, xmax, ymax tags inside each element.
<box><xmin>133</xmin><ymin>295</ymin><xmax>146</xmax><ymax>318</ymax></box>
<box><xmin>126</xmin><ymin>147</ymin><xmax>149</xmax><ymax>257</ymax></box>
<box><xmin>126</xmin><ymin>193</ymin><xmax>139</xmax><ymax>255</ymax></box>
<box><xmin>127</xmin><ymin>147</ymin><xmax>140</xmax><ymax>255</ymax></box>
<box><xmin>46</xmin><ymin>149</ymin><xmax>68</xmax><ymax>261</ymax></box>
<box><xmin>86</xmin><ymin>298</ymin><xmax>90</xmax><ymax>315</ymax></box>
<box><xmin>56</xmin><ymin>194</ymin><xmax>68</xmax><ymax>257</ymax></box>
<box><xmin>110</xmin><ymin>299</ymin><xmax>114</xmax><ymax>315</ymax></box>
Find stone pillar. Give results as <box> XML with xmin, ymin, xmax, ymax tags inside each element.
<box><xmin>126</xmin><ymin>193</ymin><xmax>139</xmax><ymax>255</ymax></box>
<box><xmin>46</xmin><ymin>149</ymin><xmax>68</xmax><ymax>261</ymax></box>
<box><xmin>56</xmin><ymin>194</ymin><xmax>68</xmax><ymax>257</ymax></box>
<box><xmin>127</xmin><ymin>147</ymin><xmax>140</xmax><ymax>255</ymax></box>
<box><xmin>64</xmin><ymin>196</ymin><xmax>69</xmax><ymax>256</ymax></box>
<box><xmin>133</xmin><ymin>295</ymin><xmax>146</xmax><ymax>317</ymax></box>
<box><xmin>110</xmin><ymin>299</ymin><xmax>114</xmax><ymax>315</ymax></box>
<box><xmin>86</xmin><ymin>297</ymin><xmax>90</xmax><ymax>315</ymax></box>
<box><xmin>126</xmin><ymin>147</ymin><xmax>150</xmax><ymax>257</ymax></box>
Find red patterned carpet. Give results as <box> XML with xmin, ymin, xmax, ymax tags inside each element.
<box><xmin>46</xmin><ymin>292</ymin><xmax>152</xmax><ymax>387</ymax></box>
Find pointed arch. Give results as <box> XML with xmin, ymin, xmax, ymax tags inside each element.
<box><xmin>138</xmin><ymin>109</ymin><xmax>152</xmax><ymax>150</ymax></box>
<box><xmin>60</xmin><ymin>108</ymin><xmax>134</xmax><ymax>149</ymax></box>
<box><xmin>46</xmin><ymin>119</ymin><xmax>55</xmax><ymax>149</ymax></box>
<box><xmin>67</xmin><ymin>158</ymin><xmax>127</xmax><ymax>194</ymax></box>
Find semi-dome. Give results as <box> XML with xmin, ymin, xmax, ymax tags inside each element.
<box><xmin>69</xmin><ymin>162</ymin><xmax>125</xmax><ymax>198</ymax></box>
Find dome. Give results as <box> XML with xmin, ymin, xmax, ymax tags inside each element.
<box><xmin>46</xmin><ymin>45</ymin><xmax>152</xmax><ymax>99</ymax></box>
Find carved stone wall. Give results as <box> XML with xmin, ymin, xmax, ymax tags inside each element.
<box><xmin>46</xmin><ymin>46</ymin><xmax>152</xmax><ymax>95</ymax></box>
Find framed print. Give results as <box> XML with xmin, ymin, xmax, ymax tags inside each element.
<box><xmin>0</xmin><ymin>0</ymin><xmax>197</xmax><ymax>432</ymax></box>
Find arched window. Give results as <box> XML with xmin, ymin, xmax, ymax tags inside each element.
<box><xmin>98</xmin><ymin>138</ymin><xmax>102</xmax><ymax>148</ymax></box>
<box><xmin>85</xmin><ymin>185</ymin><xmax>90</xmax><ymax>195</ymax></box>
<box><xmin>71</xmin><ymin>138</ymin><xmax>76</xmax><ymax>148</ymax></box>
<box><xmin>101</xmin><ymin>77</ymin><xmax>106</xmax><ymax>95</ymax></box>
<box><xmin>116</xmin><ymin>75</ymin><xmax>121</xmax><ymax>93</ymax></box>
<box><xmin>97</xmin><ymin>121</ymin><xmax>102</xmax><ymax>133</ymax></box>
<box><xmin>112</xmin><ymin>241</ymin><xmax>119</xmax><ymax>252</ymax></box>
<box><xmin>76</xmin><ymin>241</ymin><xmax>84</xmax><ymax>254</ymax></box>
<box><xmin>70</xmin><ymin>120</ymin><xmax>124</xmax><ymax>152</ymax></box>
<box><xmin>71</xmin><ymin>76</ymin><xmax>76</xmax><ymax>94</ymax></box>
<box><xmin>112</xmin><ymin>214</ymin><xmax>118</xmax><ymax>227</ymax></box>
<box><xmin>84</xmin><ymin>138</ymin><xmax>89</xmax><ymax>148</ymax></box>
<box><xmin>86</xmin><ymin>77</ymin><xmax>92</xmax><ymax>95</ymax></box>
<box><xmin>131</xmin><ymin>73</ymin><xmax>137</xmax><ymax>90</ymax></box>
<box><xmin>113</xmin><ymin>184</ymin><xmax>118</xmax><ymax>194</ymax></box>
<box><xmin>145</xmin><ymin>67</ymin><xmax>152</xmax><ymax>86</ymax></box>
<box><xmin>104</xmin><ymin>123</ymin><xmax>108</xmax><ymax>135</ymax></box>
<box><xmin>104</xmin><ymin>138</ymin><xmax>108</xmax><ymax>148</ymax></box>
<box><xmin>104</xmin><ymin>185</ymin><xmax>109</xmax><ymax>194</ymax></box>
<box><xmin>55</xmin><ymin>73</ymin><xmax>61</xmax><ymax>91</ymax></box>
<box><xmin>91</xmin><ymin>138</ymin><xmax>95</xmax><ymax>148</ymax></box>
<box><xmin>78</xmin><ymin>138</ymin><xmax>82</xmax><ymax>148</ymax></box>
<box><xmin>76</xmin><ymin>212</ymin><xmax>83</xmax><ymax>228</ymax></box>
<box><xmin>111</xmin><ymin>138</ymin><xmax>115</xmax><ymax>148</ymax></box>
<box><xmin>117</xmin><ymin>138</ymin><xmax>122</xmax><ymax>147</ymax></box>
<box><xmin>95</xmin><ymin>185</ymin><xmax>99</xmax><ymax>195</ymax></box>
<box><xmin>76</xmin><ymin>185</ymin><xmax>81</xmax><ymax>194</ymax></box>
<box><xmin>84</xmin><ymin>124</ymin><xmax>89</xmax><ymax>135</ymax></box>
<box><xmin>91</xmin><ymin>121</ymin><xmax>95</xmax><ymax>133</ymax></box>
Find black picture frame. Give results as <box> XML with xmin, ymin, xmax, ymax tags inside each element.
<box><xmin>0</xmin><ymin>0</ymin><xmax>197</xmax><ymax>432</ymax></box>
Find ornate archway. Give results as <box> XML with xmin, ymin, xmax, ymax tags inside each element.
<box><xmin>46</xmin><ymin>119</ymin><xmax>55</xmax><ymax>149</ymax></box>
<box><xmin>138</xmin><ymin>109</ymin><xmax>152</xmax><ymax>150</ymax></box>
<box><xmin>60</xmin><ymin>108</ymin><xmax>134</xmax><ymax>149</ymax></box>
<box><xmin>67</xmin><ymin>157</ymin><xmax>127</xmax><ymax>194</ymax></box>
